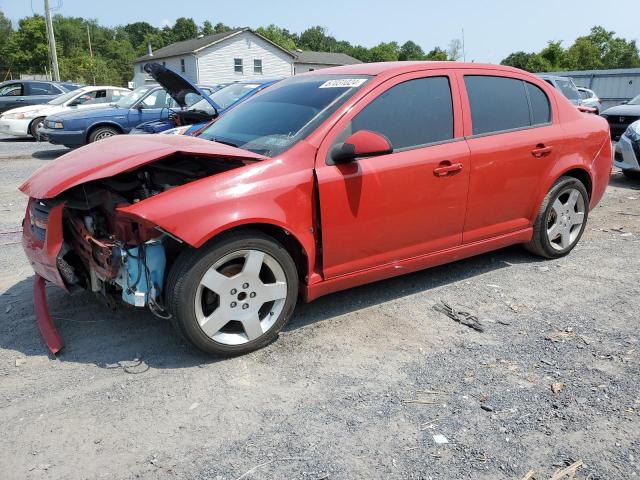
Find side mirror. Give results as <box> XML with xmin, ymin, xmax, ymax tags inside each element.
<box><xmin>330</xmin><ymin>130</ymin><xmax>393</xmax><ymax>164</ymax></box>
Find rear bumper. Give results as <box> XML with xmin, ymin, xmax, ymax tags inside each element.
<box><xmin>39</xmin><ymin>127</ymin><xmax>85</xmax><ymax>146</ymax></box>
<box><xmin>0</xmin><ymin>118</ymin><xmax>30</xmax><ymax>136</ymax></box>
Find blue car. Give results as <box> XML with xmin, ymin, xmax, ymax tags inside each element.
<box><xmin>130</xmin><ymin>75</ymin><xmax>282</xmax><ymax>135</ymax></box>
<box><xmin>39</xmin><ymin>63</ymin><xmax>217</xmax><ymax>147</ymax></box>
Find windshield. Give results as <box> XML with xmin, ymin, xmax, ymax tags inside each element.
<box><xmin>556</xmin><ymin>78</ymin><xmax>580</xmax><ymax>101</ymax></box>
<box><xmin>116</xmin><ymin>86</ymin><xmax>156</xmax><ymax>108</ymax></box>
<box><xmin>208</xmin><ymin>82</ymin><xmax>264</xmax><ymax>110</ymax></box>
<box><xmin>198</xmin><ymin>75</ymin><xmax>370</xmax><ymax>157</ymax></box>
<box><xmin>48</xmin><ymin>89</ymin><xmax>83</xmax><ymax>105</ymax></box>
<box><xmin>628</xmin><ymin>94</ymin><xmax>640</xmax><ymax>105</ymax></box>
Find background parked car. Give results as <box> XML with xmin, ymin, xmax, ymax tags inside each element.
<box><xmin>600</xmin><ymin>94</ymin><xmax>640</xmax><ymax>140</ymax></box>
<box><xmin>39</xmin><ymin>83</ymin><xmax>215</xmax><ymax>147</ymax></box>
<box><xmin>131</xmin><ymin>76</ymin><xmax>281</xmax><ymax>135</ymax></box>
<box><xmin>0</xmin><ymin>86</ymin><xmax>130</xmax><ymax>138</ymax></box>
<box><xmin>0</xmin><ymin>80</ymin><xmax>82</xmax><ymax>114</ymax></box>
<box><xmin>539</xmin><ymin>74</ymin><xmax>582</xmax><ymax>105</ymax></box>
<box><xmin>578</xmin><ymin>87</ymin><xmax>602</xmax><ymax>113</ymax></box>
<box><xmin>614</xmin><ymin>120</ymin><xmax>640</xmax><ymax>179</ymax></box>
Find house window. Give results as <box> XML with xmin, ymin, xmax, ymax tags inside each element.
<box><xmin>234</xmin><ymin>58</ymin><xmax>243</xmax><ymax>74</ymax></box>
<box><xmin>180</xmin><ymin>58</ymin><xmax>185</xmax><ymax>73</ymax></box>
<box><xmin>253</xmin><ymin>59</ymin><xmax>262</xmax><ymax>74</ymax></box>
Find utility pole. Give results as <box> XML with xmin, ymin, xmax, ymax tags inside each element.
<box><xmin>44</xmin><ymin>0</ymin><xmax>60</xmax><ymax>81</ymax></box>
<box><xmin>462</xmin><ymin>28</ymin><xmax>466</xmax><ymax>62</ymax></box>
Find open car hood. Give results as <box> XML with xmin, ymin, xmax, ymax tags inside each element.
<box><xmin>19</xmin><ymin>134</ymin><xmax>266</xmax><ymax>199</ymax></box>
<box><xmin>144</xmin><ymin>62</ymin><xmax>221</xmax><ymax>110</ymax></box>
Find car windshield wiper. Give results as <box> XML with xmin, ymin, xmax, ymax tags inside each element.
<box><xmin>211</xmin><ymin>138</ymin><xmax>238</xmax><ymax>148</ymax></box>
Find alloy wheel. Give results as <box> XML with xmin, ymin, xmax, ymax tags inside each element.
<box><xmin>546</xmin><ymin>187</ymin><xmax>586</xmax><ymax>251</ymax></box>
<box><xmin>194</xmin><ymin>249</ymin><xmax>288</xmax><ymax>345</ymax></box>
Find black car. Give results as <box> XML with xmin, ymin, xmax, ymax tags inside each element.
<box><xmin>600</xmin><ymin>94</ymin><xmax>640</xmax><ymax>140</ymax></box>
<box><xmin>0</xmin><ymin>80</ymin><xmax>81</xmax><ymax>114</ymax></box>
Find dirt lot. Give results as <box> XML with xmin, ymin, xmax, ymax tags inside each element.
<box><xmin>0</xmin><ymin>134</ymin><xmax>639</xmax><ymax>480</ymax></box>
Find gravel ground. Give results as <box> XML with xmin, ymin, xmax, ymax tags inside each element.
<box><xmin>0</xmin><ymin>134</ymin><xmax>639</xmax><ymax>480</ymax></box>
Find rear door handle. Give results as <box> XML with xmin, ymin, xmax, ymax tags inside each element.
<box><xmin>433</xmin><ymin>162</ymin><xmax>463</xmax><ymax>177</ymax></box>
<box><xmin>531</xmin><ymin>144</ymin><xmax>553</xmax><ymax>158</ymax></box>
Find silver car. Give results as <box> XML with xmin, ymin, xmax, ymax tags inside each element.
<box><xmin>539</xmin><ymin>74</ymin><xmax>582</xmax><ymax>106</ymax></box>
<box><xmin>614</xmin><ymin>120</ymin><xmax>640</xmax><ymax>179</ymax></box>
<box><xmin>577</xmin><ymin>87</ymin><xmax>602</xmax><ymax>114</ymax></box>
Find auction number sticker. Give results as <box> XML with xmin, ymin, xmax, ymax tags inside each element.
<box><xmin>319</xmin><ymin>79</ymin><xmax>367</xmax><ymax>88</ymax></box>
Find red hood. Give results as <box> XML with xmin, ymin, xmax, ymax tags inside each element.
<box><xmin>19</xmin><ymin>135</ymin><xmax>266</xmax><ymax>199</ymax></box>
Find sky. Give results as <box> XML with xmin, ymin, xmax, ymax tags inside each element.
<box><xmin>1</xmin><ymin>0</ymin><xmax>638</xmax><ymax>64</ymax></box>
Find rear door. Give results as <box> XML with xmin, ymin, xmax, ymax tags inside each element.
<box><xmin>315</xmin><ymin>70</ymin><xmax>470</xmax><ymax>278</ymax></box>
<box><xmin>0</xmin><ymin>82</ymin><xmax>25</xmax><ymax>112</ymax></box>
<box><xmin>458</xmin><ymin>71</ymin><xmax>565</xmax><ymax>243</ymax></box>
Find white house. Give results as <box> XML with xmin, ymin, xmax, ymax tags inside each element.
<box><xmin>132</xmin><ymin>28</ymin><xmax>362</xmax><ymax>87</ymax></box>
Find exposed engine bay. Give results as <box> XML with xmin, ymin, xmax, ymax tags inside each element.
<box><xmin>42</xmin><ymin>153</ymin><xmax>247</xmax><ymax>317</ymax></box>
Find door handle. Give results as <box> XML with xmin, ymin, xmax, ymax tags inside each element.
<box><xmin>433</xmin><ymin>162</ymin><xmax>463</xmax><ymax>177</ymax></box>
<box><xmin>531</xmin><ymin>144</ymin><xmax>553</xmax><ymax>158</ymax></box>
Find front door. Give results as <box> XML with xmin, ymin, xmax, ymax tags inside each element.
<box><xmin>315</xmin><ymin>71</ymin><xmax>470</xmax><ymax>279</ymax></box>
<box><xmin>127</xmin><ymin>88</ymin><xmax>174</xmax><ymax>130</ymax></box>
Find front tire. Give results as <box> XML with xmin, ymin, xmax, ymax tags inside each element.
<box><xmin>29</xmin><ymin>117</ymin><xmax>45</xmax><ymax>139</ymax></box>
<box><xmin>166</xmin><ymin>230</ymin><xmax>299</xmax><ymax>356</ymax></box>
<box><xmin>525</xmin><ymin>176</ymin><xmax>589</xmax><ymax>259</ymax></box>
<box><xmin>88</xmin><ymin>126</ymin><xmax>119</xmax><ymax>143</ymax></box>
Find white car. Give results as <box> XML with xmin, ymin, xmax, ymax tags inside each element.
<box><xmin>0</xmin><ymin>85</ymin><xmax>130</xmax><ymax>138</ymax></box>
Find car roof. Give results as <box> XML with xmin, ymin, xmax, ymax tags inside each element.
<box><xmin>538</xmin><ymin>74</ymin><xmax>572</xmax><ymax>81</ymax></box>
<box><xmin>301</xmin><ymin>62</ymin><xmax>531</xmax><ymax>78</ymax></box>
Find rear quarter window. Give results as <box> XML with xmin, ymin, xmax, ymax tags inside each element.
<box><xmin>525</xmin><ymin>82</ymin><xmax>551</xmax><ymax>125</ymax></box>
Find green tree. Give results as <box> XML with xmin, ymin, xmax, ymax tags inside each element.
<box><xmin>171</xmin><ymin>17</ymin><xmax>198</xmax><ymax>42</ymax></box>
<box><xmin>398</xmin><ymin>40</ymin><xmax>424</xmax><ymax>60</ymax></box>
<box><xmin>563</xmin><ymin>37</ymin><xmax>602</xmax><ymax>70</ymax></box>
<box><xmin>256</xmin><ymin>24</ymin><xmax>297</xmax><ymax>51</ymax></box>
<box><xmin>368</xmin><ymin>42</ymin><xmax>399</xmax><ymax>62</ymax></box>
<box><xmin>213</xmin><ymin>22</ymin><xmax>232</xmax><ymax>34</ymax></box>
<box><xmin>540</xmin><ymin>41</ymin><xmax>565</xmax><ymax>70</ymax></box>
<box><xmin>501</xmin><ymin>51</ymin><xmax>537</xmax><ymax>70</ymax></box>
<box><xmin>123</xmin><ymin>22</ymin><xmax>158</xmax><ymax>49</ymax></box>
<box><xmin>8</xmin><ymin>15</ymin><xmax>49</xmax><ymax>73</ymax></box>
<box><xmin>200</xmin><ymin>20</ymin><xmax>214</xmax><ymax>36</ymax></box>
<box><xmin>425</xmin><ymin>47</ymin><xmax>448</xmax><ymax>61</ymax></box>
<box><xmin>299</xmin><ymin>26</ymin><xmax>333</xmax><ymax>51</ymax></box>
<box><xmin>0</xmin><ymin>10</ymin><xmax>14</xmax><ymax>70</ymax></box>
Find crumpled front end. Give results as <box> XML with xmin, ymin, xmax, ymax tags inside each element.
<box><xmin>19</xmin><ymin>135</ymin><xmax>266</xmax><ymax>353</ymax></box>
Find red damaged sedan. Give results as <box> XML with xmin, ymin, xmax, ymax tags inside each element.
<box><xmin>20</xmin><ymin>62</ymin><xmax>612</xmax><ymax>356</ymax></box>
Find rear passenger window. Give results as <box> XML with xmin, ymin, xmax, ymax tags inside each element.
<box><xmin>465</xmin><ymin>76</ymin><xmax>552</xmax><ymax>135</ymax></box>
<box><xmin>525</xmin><ymin>82</ymin><xmax>551</xmax><ymax>125</ymax></box>
<box><xmin>347</xmin><ymin>76</ymin><xmax>454</xmax><ymax>150</ymax></box>
<box><xmin>465</xmin><ymin>76</ymin><xmax>530</xmax><ymax>135</ymax></box>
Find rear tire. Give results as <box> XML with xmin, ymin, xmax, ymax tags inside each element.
<box><xmin>88</xmin><ymin>126</ymin><xmax>119</xmax><ymax>143</ymax></box>
<box><xmin>29</xmin><ymin>117</ymin><xmax>45</xmax><ymax>139</ymax></box>
<box><xmin>525</xmin><ymin>176</ymin><xmax>589</xmax><ymax>259</ymax></box>
<box><xmin>622</xmin><ymin>169</ymin><xmax>640</xmax><ymax>180</ymax></box>
<box><xmin>166</xmin><ymin>230</ymin><xmax>299</xmax><ymax>356</ymax></box>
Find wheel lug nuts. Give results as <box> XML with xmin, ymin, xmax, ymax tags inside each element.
<box><xmin>242</xmin><ymin>303</ymin><xmax>249</xmax><ymax>309</ymax></box>
<box><xmin>242</xmin><ymin>283</ymin><xmax>249</xmax><ymax>289</ymax></box>
<box><xmin>249</xmin><ymin>292</ymin><xmax>256</xmax><ymax>298</ymax></box>
<box><xmin>230</xmin><ymin>288</ymin><xmax>237</xmax><ymax>295</ymax></box>
<box><xmin>230</xmin><ymin>301</ymin><xmax>237</xmax><ymax>308</ymax></box>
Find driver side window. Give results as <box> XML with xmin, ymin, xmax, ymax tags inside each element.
<box><xmin>336</xmin><ymin>76</ymin><xmax>454</xmax><ymax>152</ymax></box>
<box><xmin>139</xmin><ymin>89</ymin><xmax>174</xmax><ymax>109</ymax></box>
<box><xmin>0</xmin><ymin>83</ymin><xmax>23</xmax><ymax>96</ymax></box>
